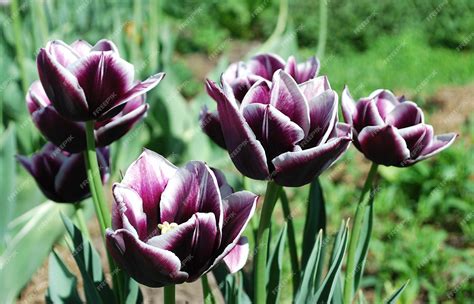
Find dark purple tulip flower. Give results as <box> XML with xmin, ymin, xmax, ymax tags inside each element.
<box><xmin>342</xmin><ymin>87</ymin><xmax>457</xmax><ymax>166</ymax></box>
<box><xmin>106</xmin><ymin>150</ymin><xmax>258</xmax><ymax>287</ymax></box>
<box><xmin>27</xmin><ymin>80</ymin><xmax>148</xmax><ymax>153</ymax></box>
<box><xmin>202</xmin><ymin>70</ymin><xmax>352</xmax><ymax>187</ymax></box>
<box><xmin>36</xmin><ymin>39</ymin><xmax>164</xmax><ymax>121</ymax></box>
<box><xmin>17</xmin><ymin>143</ymin><xmax>110</xmax><ymax>203</ymax></box>
<box><xmin>221</xmin><ymin>53</ymin><xmax>320</xmax><ymax>102</ymax></box>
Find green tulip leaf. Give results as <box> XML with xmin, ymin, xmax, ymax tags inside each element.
<box><xmin>385</xmin><ymin>280</ymin><xmax>410</xmax><ymax>304</ymax></box>
<box><xmin>266</xmin><ymin>223</ymin><xmax>287</xmax><ymax>304</ymax></box>
<box><xmin>314</xmin><ymin>220</ymin><xmax>349</xmax><ymax>302</ymax></box>
<box><xmin>45</xmin><ymin>251</ymin><xmax>82</xmax><ymax>304</ymax></box>
<box><xmin>61</xmin><ymin>214</ymin><xmax>114</xmax><ymax>304</ymax></box>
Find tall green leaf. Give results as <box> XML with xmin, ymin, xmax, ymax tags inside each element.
<box><xmin>45</xmin><ymin>251</ymin><xmax>82</xmax><ymax>304</ymax></box>
<box><xmin>0</xmin><ymin>124</ymin><xmax>16</xmax><ymax>251</ymax></box>
<box><xmin>295</xmin><ymin>230</ymin><xmax>323</xmax><ymax>304</ymax></box>
<box><xmin>266</xmin><ymin>224</ymin><xmax>287</xmax><ymax>304</ymax></box>
<box><xmin>385</xmin><ymin>281</ymin><xmax>410</xmax><ymax>304</ymax></box>
<box><xmin>0</xmin><ymin>202</ymin><xmax>75</xmax><ymax>303</ymax></box>
<box><xmin>301</xmin><ymin>178</ymin><xmax>326</xmax><ymax>269</ymax></box>
<box><xmin>353</xmin><ymin>187</ymin><xmax>376</xmax><ymax>292</ymax></box>
<box><xmin>61</xmin><ymin>215</ymin><xmax>114</xmax><ymax>303</ymax></box>
<box><xmin>314</xmin><ymin>220</ymin><xmax>349</xmax><ymax>302</ymax></box>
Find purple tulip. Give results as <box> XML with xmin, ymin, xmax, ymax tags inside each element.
<box><xmin>202</xmin><ymin>70</ymin><xmax>352</xmax><ymax>187</ymax></box>
<box><xmin>106</xmin><ymin>150</ymin><xmax>258</xmax><ymax>287</ymax></box>
<box><xmin>16</xmin><ymin>143</ymin><xmax>110</xmax><ymax>203</ymax></box>
<box><xmin>342</xmin><ymin>87</ymin><xmax>457</xmax><ymax>166</ymax></box>
<box><xmin>36</xmin><ymin>39</ymin><xmax>164</xmax><ymax>121</ymax></box>
<box><xmin>221</xmin><ymin>53</ymin><xmax>320</xmax><ymax>101</ymax></box>
<box><xmin>26</xmin><ymin>80</ymin><xmax>148</xmax><ymax>153</ymax></box>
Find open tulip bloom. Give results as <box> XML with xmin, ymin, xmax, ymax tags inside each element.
<box><xmin>202</xmin><ymin>69</ymin><xmax>352</xmax><ymax>187</ymax></box>
<box><xmin>17</xmin><ymin>143</ymin><xmax>109</xmax><ymax>203</ymax></box>
<box><xmin>26</xmin><ymin>80</ymin><xmax>148</xmax><ymax>153</ymax></box>
<box><xmin>342</xmin><ymin>87</ymin><xmax>457</xmax><ymax>166</ymax></box>
<box><xmin>106</xmin><ymin>150</ymin><xmax>258</xmax><ymax>287</ymax></box>
<box><xmin>36</xmin><ymin>39</ymin><xmax>164</xmax><ymax>122</ymax></box>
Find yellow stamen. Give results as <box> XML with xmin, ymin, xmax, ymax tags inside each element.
<box><xmin>158</xmin><ymin>221</ymin><xmax>178</xmax><ymax>234</ymax></box>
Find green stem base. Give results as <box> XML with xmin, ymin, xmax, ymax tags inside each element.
<box><xmin>254</xmin><ymin>181</ymin><xmax>282</xmax><ymax>304</ymax></box>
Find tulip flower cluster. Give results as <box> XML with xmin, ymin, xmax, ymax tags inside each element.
<box><xmin>19</xmin><ymin>39</ymin><xmax>163</xmax><ymax>203</ymax></box>
<box><xmin>18</xmin><ymin>37</ymin><xmax>456</xmax><ymax>304</ymax></box>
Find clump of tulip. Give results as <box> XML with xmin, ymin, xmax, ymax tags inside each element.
<box><xmin>17</xmin><ymin>36</ymin><xmax>458</xmax><ymax>304</ymax></box>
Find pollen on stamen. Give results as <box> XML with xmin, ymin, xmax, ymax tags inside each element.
<box><xmin>158</xmin><ymin>221</ymin><xmax>178</xmax><ymax>234</ymax></box>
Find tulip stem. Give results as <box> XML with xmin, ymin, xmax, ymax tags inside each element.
<box><xmin>84</xmin><ymin>121</ymin><xmax>124</xmax><ymax>304</ymax></box>
<box><xmin>201</xmin><ymin>274</ymin><xmax>216</xmax><ymax>304</ymax></box>
<box><xmin>84</xmin><ymin>121</ymin><xmax>110</xmax><ymax>233</ymax></box>
<box><xmin>164</xmin><ymin>285</ymin><xmax>175</xmax><ymax>304</ymax></box>
<box><xmin>254</xmin><ymin>181</ymin><xmax>282</xmax><ymax>304</ymax></box>
<box><xmin>279</xmin><ymin>190</ymin><xmax>300</xmax><ymax>294</ymax></box>
<box><xmin>343</xmin><ymin>163</ymin><xmax>378</xmax><ymax>304</ymax></box>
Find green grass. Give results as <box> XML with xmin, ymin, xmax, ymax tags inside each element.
<box><xmin>302</xmin><ymin>30</ymin><xmax>474</xmax><ymax>98</ymax></box>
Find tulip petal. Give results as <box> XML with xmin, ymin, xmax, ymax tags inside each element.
<box><xmin>95</xmin><ymin>103</ymin><xmax>148</xmax><ymax>147</ymax></box>
<box><xmin>299</xmin><ymin>76</ymin><xmax>331</xmax><ymax>101</ymax></box>
<box><xmin>270</xmin><ymin>70</ymin><xmax>310</xmax><ymax>135</ymax></box>
<box><xmin>147</xmin><ymin>215</ymin><xmax>197</xmax><ymax>262</ymax></box>
<box><xmin>70</xmin><ymin>40</ymin><xmax>92</xmax><ymax>56</ymax></box>
<box><xmin>223</xmin><ymin>237</ymin><xmax>249</xmax><ymax>273</ymax></box>
<box><xmin>243</xmin><ymin>103</ymin><xmax>305</xmax><ymax>162</ymax></box>
<box><xmin>302</xmin><ymin>90</ymin><xmax>338</xmax><ymax>148</ymax></box>
<box><xmin>17</xmin><ymin>152</ymin><xmax>61</xmax><ymax>202</ymax></box>
<box><xmin>91</xmin><ymin>39</ymin><xmax>119</xmax><ymax>53</ymax></box>
<box><xmin>26</xmin><ymin>80</ymin><xmax>50</xmax><ymax>114</ymax></box>
<box><xmin>208</xmin><ymin>191</ymin><xmax>257</xmax><ymax>270</ymax></box>
<box><xmin>220</xmin><ymin>191</ymin><xmax>258</xmax><ymax>249</ymax></box>
<box><xmin>37</xmin><ymin>48</ymin><xmax>89</xmax><ymax>121</ymax></box>
<box><xmin>210</xmin><ymin>168</ymin><xmax>233</xmax><ymax>198</ymax></box>
<box><xmin>69</xmin><ymin>51</ymin><xmax>134</xmax><ymax>118</ymax></box>
<box><xmin>371</xmin><ymin>89</ymin><xmax>398</xmax><ymax>120</ymax></box>
<box><xmin>272</xmin><ymin>126</ymin><xmax>352</xmax><ymax>186</ymax></box>
<box><xmin>32</xmin><ymin>106</ymin><xmax>87</xmax><ymax>153</ymax></box>
<box><xmin>415</xmin><ymin>133</ymin><xmax>457</xmax><ymax>162</ymax></box>
<box><xmin>187</xmin><ymin>213</ymin><xmax>220</xmax><ymax>280</ymax></box>
<box><xmin>398</xmin><ymin>124</ymin><xmax>433</xmax><ymax>158</ymax></box>
<box><xmin>45</xmin><ymin>40</ymin><xmax>80</xmax><ymax>67</ymax></box>
<box><xmin>206</xmin><ymin>79</ymin><xmax>269</xmax><ymax>180</ymax></box>
<box><xmin>106</xmin><ymin>229</ymin><xmax>188</xmax><ymax>287</ymax></box>
<box><xmin>160</xmin><ymin>162</ymin><xmax>223</xmax><ymax>230</ymax></box>
<box><xmin>361</xmin><ymin>100</ymin><xmax>384</xmax><ymax>127</ymax></box>
<box><xmin>54</xmin><ymin>150</ymin><xmax>108</xmax><ymax>202</ymax></box>
<box><xmin>122</xmin><ymin>150</ymin><xmax>177</xmax><ymax>232</ymax></box>
<box><xmin>341</xmin><ymin>86</ymin><xmax>356</xmax><ymax>125</ymax></box>
<box><xmin>385</xmin><ymin>101</ymin><xmax>424</xmax><ymax>128</ymax></box>
<box><xmin>358</xmin><ymin>125</ymin><xmax>410</xmax><ymax>166</ymax></box>
<box><xmin>296</xmin><ymin>56</ymin><xmax>320</xmax><ymax>83</ymax></box>
<box><xmin>101</xmin><ymin>73</ymin><xmax>165</xmax><ymax>119</ymax></box>
<box><xmin>248</xmin><ymin>53</ymin><xmax>285</xmax><ymax>80</ymax></box>
<box><xmin>112</xmin><ymin>184</ymin><xmax>148</xmax><ymax>240</ymax></box>
<box><xmin>240</xmin><ymin>79</ymin><xmax>271</xmax><ymax>108</ymax></box>
<box><xmin>199</xmin><ymin>106</ymin><xmax>226</xmax><ymax>149</ymax></box>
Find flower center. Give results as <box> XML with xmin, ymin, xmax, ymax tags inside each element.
<box><xmin>158</xmin><ymin>221</ymin><xmax>178</xmax><ymax>234</ymax></box>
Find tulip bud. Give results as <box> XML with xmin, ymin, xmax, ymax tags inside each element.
<box><xmin>17</xmin><ymin>143</ymin><xmax>109</xmax><ymax>203</ymax></box>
